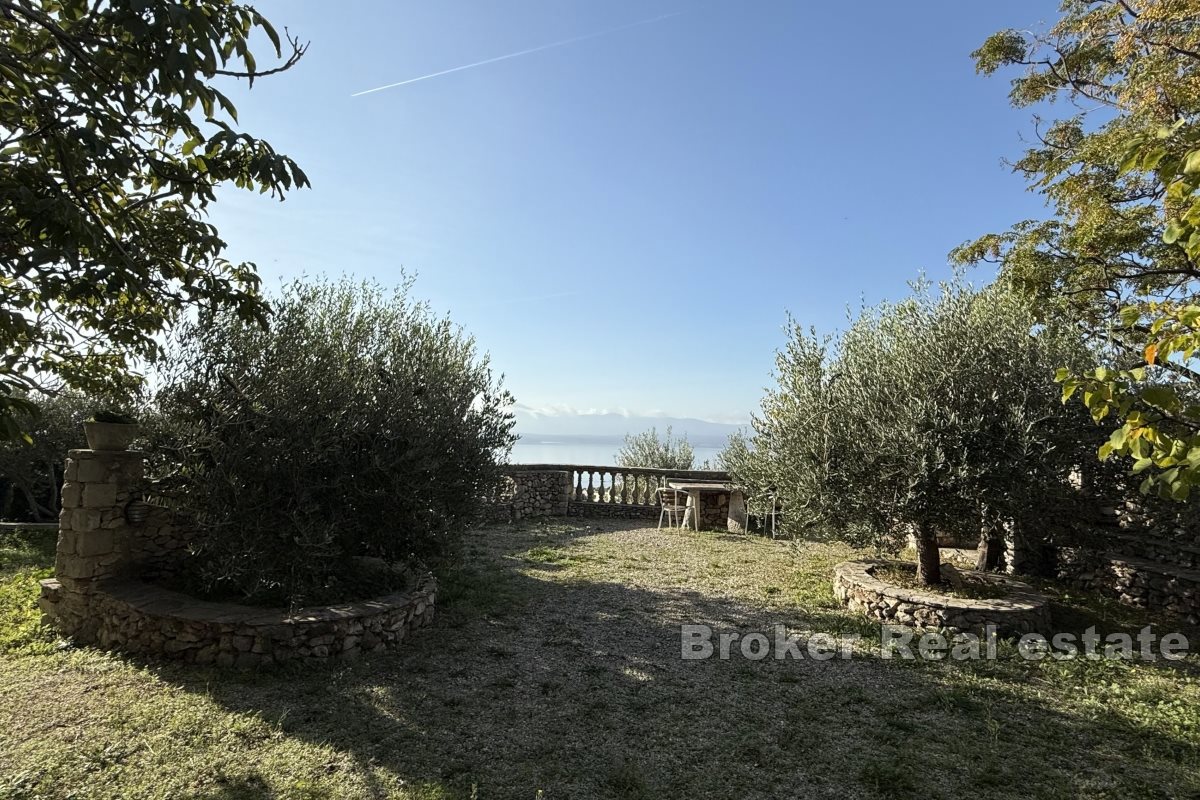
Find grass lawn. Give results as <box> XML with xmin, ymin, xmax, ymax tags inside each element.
<box><xmin>2</xmin><ymin>521</ymin><xmax>1199</xmax><ymax>799</ymax></box>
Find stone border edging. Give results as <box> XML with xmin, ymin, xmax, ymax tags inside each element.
<box><xmin>39</xmin><ymin>572</ymin><xmax>437</xmax><ymax>669</ymax></box>
<box><xmin>833</xmin><ymin>560</ymin><xmax>1051</xmax><ymax>637</ymax></box>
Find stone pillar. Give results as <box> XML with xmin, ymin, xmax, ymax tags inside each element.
<box><xmin>39</xmin><ymin>449</ymin><xmax>145</xmax><ymax>640</ymax></box>
<box><xmin>552</xmin><ymin>470</ymin><xmax>571</xmax><ymax>516</ymax></box>
<box><xmin>727</xmin><ymin>491</ymin><xmax>747</xmax><ymax>533</ymax></box>
<box><xmin>1004</xmin><ymin>518</ymin><xmax>1056</xmax><ymax>578</ymax></box>
<box><xmin>510</xmin><ymin>470</ymin><xmax>571</xmax><ymax>518</ymax></box>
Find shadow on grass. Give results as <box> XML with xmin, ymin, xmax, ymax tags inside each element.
<box><xmin>130</xmin><ymin>520</ymin><xmax>1200</xmax><ymax>799</ymax></box>
<box><xmin>0</xmin><ymin>528</ymin><xmax>57</xmax><ymax>571</ymax></box>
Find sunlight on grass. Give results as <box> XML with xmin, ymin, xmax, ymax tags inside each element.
<box><xmin>1</xmin><ymin>519</ymin><xmax>1198</xmax><ymax>798</ymax></box>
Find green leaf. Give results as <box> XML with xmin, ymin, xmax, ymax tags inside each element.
<box><xmin>1183</xmin><ymin>149</ymin><xmax>1200</xmax><ymax>174</ymax></box>
<box><xmin>1108</xmin><ymin>427</ymin><xmax>1127</xmax><ymax>449</ymax></box>
<box><xmin>1143</xmin><ymin>147</ymin><xmax>1169</xmax><ymax>170</ymax></box>
<box><xmin>1141</xmin><ymin>386</ymin><xmax>1178</xmax><ymax>410</ymax></box>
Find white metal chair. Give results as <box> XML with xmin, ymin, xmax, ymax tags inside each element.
<box><xmin>749</xmin><ymin>490</ymin><xmax>782</xmax><ymax>537</ymax></box>
<box><xmin>655</xmin><ymin>486</ymin><xmax>689</xmax><ymax>529</ymax></box>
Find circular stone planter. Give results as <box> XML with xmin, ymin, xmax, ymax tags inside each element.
<box><xmin>39</xmin><ymin>571</ymin><xmax>437</xmax><ymax>669</ymax></box>
<box><xmin>833</xmin><ymin>560</ymin><xmax>1050</xmax><ymax>637</ymax></box>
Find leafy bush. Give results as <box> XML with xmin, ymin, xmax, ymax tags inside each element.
<box><xmin>151</xmin><ymin>278</ymin><xmax>516</xmax><ymax>606</ymax></box>
<box><xmin>728</xmin><ymin>280</ymin><xmax>1104</xmax><ymax>584</ymax></box>
<box><xmin>0</xmin><ymin>392</ymin><xmax>91</xmax><ymax>522</ymax></box>
<box><xmin>615</xmin><ymin>426</ymin><xmax>695</xmax><ymax>470</ymax></box>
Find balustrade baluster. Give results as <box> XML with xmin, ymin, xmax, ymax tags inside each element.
<box><xmin>587</xmin><ymin>471</ymin><xmax>595</xmax><ymax>503</ymax></box>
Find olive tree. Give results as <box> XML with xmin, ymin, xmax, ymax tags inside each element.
<box><xmin>150</xmin><ymin>278</ymin><xmax>517</xmax><ymax>606</ymax></box>
<box><xmin>0</xmin><ymin>391</ymin><xmax>88</xmax><ymax>521</ymax></box>
<box><xmin>732</xmin><ymin>281</ymin><xmax>1101</xmax><ymax>585</ymax></box>
<box><xmin>615</xmin><ymin>426</ymin><xmax>695</xmax><ymax>470</ymax></box>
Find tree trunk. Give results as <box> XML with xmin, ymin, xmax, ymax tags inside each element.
<box><xmin>914</xmin><ymin>523</ymin><xmax>942</xmax><ymax>585</ymax></box>
<box><xmin>47</xmin><ymin>458</ymin><xmax>59</xmax><ymax>514</ymax></box>
<box><xmin>975</xmin><ymin>506</ymin><xmax>1005</xmax><ymax>572</ymax></box>
<box><xmin>18</xmin><ymin>484</ymin><xmax>51</xmax><ymax>522</ymax></box>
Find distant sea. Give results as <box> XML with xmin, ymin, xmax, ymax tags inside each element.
<box><xmin>510</xmin><ymin>434</ymin><xmax>726</xmax><ymax>468</ymax></box>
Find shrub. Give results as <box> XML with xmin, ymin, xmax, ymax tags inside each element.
<box><xmin>150</xmin><ymin>278</ymin><xmax>516</xmax><ymax>606</ymax></box>
<box><xmin>730</xmin><ymin>279</ymin><xmax>1104</xmax><ymax>584</ymax></box>
<box><xmin>0</xmin><ymin>392</ymin><xmax>91</xmax><ymax>522</ymax></box>
<box><xmin>615</xmin><ymin>426</ymin><xmax>695</xmax><ymax>470</ymax></box>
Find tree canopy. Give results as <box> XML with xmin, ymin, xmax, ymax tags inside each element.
<box><xmin>615</xmin><ymin>426</ymin><xmax>695</xmax><ymax>471</ymax></box>
<box><xmin>0</xmin><ymin>0</ymin><xmax>308</xmax><ymax>441</ymax></box>
<box><xmin>150</xmin><ymin>278</ymin><xmax>517</xmax><ymax>606</ymax></box>
<box><xmin>955</xmin><ymin>0</ymin><xmax>1200</xmax><ymax>498</ymax></box>
<box><xmin>728</xmin><ymin>281</ymin><xmax>1099</xmax><ymax>585</ymax></box>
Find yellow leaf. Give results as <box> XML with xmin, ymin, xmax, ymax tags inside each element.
<box><xmin>1145</xmin><ymin>342</ymin><xmax>1158</xmax><ymax>364</ymax></box>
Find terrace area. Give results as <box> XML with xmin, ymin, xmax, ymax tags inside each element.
<box><xmin>3</xmin><ymin>515</ymin><xmax>1200</xmax><ymax>799</ymax></box>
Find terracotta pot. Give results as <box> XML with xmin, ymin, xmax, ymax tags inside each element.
<box><xmin>84</xmin><ymin>421</ymin><xmax>139</xmax><ymax>451</ymax></box>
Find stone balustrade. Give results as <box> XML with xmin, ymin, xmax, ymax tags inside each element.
<box><xmin>492</xmin><ymin>465</ymin><xmax>733</xmax><ymax>522</ymax></box>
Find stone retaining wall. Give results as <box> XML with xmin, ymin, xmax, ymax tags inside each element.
<box><xmin>833</xmin><ymin>560</ymin><xmax>1051</xmax><ymax>637</ymax></box>
<box><xmin>39</xmin><ymin>572</ymin><xmax>436</xmax><ymax>668</ymax></box>
<box><xmin>1058</xmin><ymin>549</ymin><xmax>1200</xmax><ymax>625</ymax></box>
<box><xmin>1104</xmin><ymin>532</ymin><xmax>1200</xmax><ymax>571</ymax></box>
<box><xmin>566</xmin><ymin>501</ymin><xmax>659</xmax><ymax>520</ymax></box>
<box><xmin>40</xmin><ymin>448</ymin><xmax>437</xmax><ymax>667</ymax></box>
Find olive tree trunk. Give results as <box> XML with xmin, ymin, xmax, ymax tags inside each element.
<box><xmin>975</xmin><ymin>505</ymin><xmax>1006</xmax><ymax>572</ymax></box>
<box><xmin>914</xmin><ymin>523</ymin><xmax>942</xmax><ymax>585</ymax></box>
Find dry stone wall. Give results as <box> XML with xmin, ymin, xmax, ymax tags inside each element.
<box><xmin>39</xmin><ymin>448</ymin><xmax>436</xmax><ymax>668</ymax></box>
<box><xmin>833</xmin><ymin>560</ymin><xmax>1052</xmax><ymax>637</ymax></box>
<box><xmin>1059</xmin><ymin>547</ymin><xmax>1200</xmax><ymax>625</ymax></box>
<box><xmin>1055</xmin><ymin>501</ymin><xmax>1200</xmax><ymax>623</ymax></box>
<box><xmin>566</xmin><ymin>502</ymin><xmax>659</xmax><ymax>520</ymax></box>
<box><xmin>509</xmin><ymin>470</ymin><xmax>570</xmax><ymax>518</ymax></box>
<box><xmin>39</xmin><ymin>572</ymin><xmax>436</xmax><ymax>668</ymax></box>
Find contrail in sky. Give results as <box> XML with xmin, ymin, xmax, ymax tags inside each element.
<box><xmin>351</xmin><ymin>12</ymin><xmax>682</xmax><ymax>97</ymax></box>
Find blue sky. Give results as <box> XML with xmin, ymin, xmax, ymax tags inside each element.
<box><xmin>207</xmin><ymin>0</ymin><xmax>1058</xmax><ymax>425</ymax></box>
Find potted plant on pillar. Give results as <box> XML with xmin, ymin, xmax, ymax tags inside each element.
<box><xmin>83</xmin><ymin>410</ymin><xmax>140</xmax><ymax>451</ymax></box>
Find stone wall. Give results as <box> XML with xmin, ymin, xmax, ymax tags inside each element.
<box><xmin>695</xmin><ymin>491</ymin><xmax>730</xmax><ymax>530</ymax></box>
<box><xmin>39</xmin><ymin>572</ymin><xmax>436</xmax><ymax>668</ymax></box>
<box><xmin>566</xmin><ymin>502</ymin><xmax>659</xmax><ymax>520</ymax></box>
<box><xmin>509</xmin><ymin>469</ymin><xmax>570</xmax><ymax>519</ymax></box>
<box><xmin>54</xmin><ymin>449</ymin><xmax>183</xmax><ymax>588</ymax></box>
<box><xmin>1052</xmin><ymin>498</ymin><xmax>1200</xmax><ymax>622</ymax></box>
<box><xmin>40</xmin><ymin>448</ymin><xmax>437</xmax><ymax>667</ymax></box>
<box><xmin>833</xmin><ymin>560</ymin><xmax>1051</xmax><ymax>637</ymax></box>
<box><xmin>1058</xmin><ymin>546</ymin><xmax>1200</xmax><ymax>625</ymax></box>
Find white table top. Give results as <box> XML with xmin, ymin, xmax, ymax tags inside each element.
<box><xmin>667</xmin><ymin>481</ymin><xmax>734</xmax><ymax>492</ymax></box>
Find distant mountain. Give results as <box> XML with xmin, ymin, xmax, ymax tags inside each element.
<box><xmin>512</xmin><ymin>408</ymin><xmax>746</xmax><ymax>447</ymax></box>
